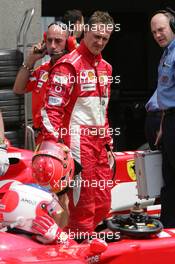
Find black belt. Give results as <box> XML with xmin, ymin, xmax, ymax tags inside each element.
<box><xmin>163</xmin><ymin>108</ymin><xmax>175</xmax><ymax>115</ymax></box>
<box><xmin>147</xmin><ymin>111</ymin><xmax>162</xmax><ymax>117</ymax></box>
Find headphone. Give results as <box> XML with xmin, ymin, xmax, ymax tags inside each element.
<box><xmin>152</xmin><ymin>7</ymin><xmax>175</xmax><ymax>33</ymax></box>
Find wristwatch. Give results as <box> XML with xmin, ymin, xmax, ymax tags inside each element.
<box><xmin>0</xmin><ymin>138</ymin><xmax>7</xmax><ymax>149</ymax></box>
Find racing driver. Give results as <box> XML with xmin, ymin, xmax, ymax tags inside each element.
<box><xmin>39</xmin><ymin>11</ymin><xmax>115</xmax><ymax>235</ymax></box>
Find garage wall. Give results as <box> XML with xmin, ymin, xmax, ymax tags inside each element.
<box><xmin>0</xmin><ymin>0</ymin><xmax>42</xmax><ymax>50</ymax></box>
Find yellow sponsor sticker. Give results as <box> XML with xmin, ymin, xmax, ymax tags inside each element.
<box><xmin>88</xmin><ymin>70</ymin><xmax>95</xmax><ymax>80</ymax></box>
<box><xmin>40</xmin><ymin>71</ymin><xmax>48</xmax><ymax>82</ymax></box>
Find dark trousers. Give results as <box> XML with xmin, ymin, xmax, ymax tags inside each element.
<box><xmin>160</xmin><ymin>112</ymin><xmax>175</xmax><ymax>227</ymax></box>
<box><xmin>145</xmin><ymin>111</ymin><xmax>162</xmax><ymax>150</ymax></box>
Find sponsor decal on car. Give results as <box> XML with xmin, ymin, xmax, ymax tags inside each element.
<box><xmin>127</xmin><ymin>159</ymin><xmax>136</xmax><ymax>181</ymax></box>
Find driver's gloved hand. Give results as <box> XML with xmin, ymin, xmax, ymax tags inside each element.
<box><xmin>32</xmin><ymin>214</ymin><xmax>69</xmax><ymax>244</ymax></box>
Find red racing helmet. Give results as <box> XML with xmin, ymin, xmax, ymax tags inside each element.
<box><xmin>32</xmin><ymin>141</ymin><xmax>75</xmax><ymax>193</ymax></box>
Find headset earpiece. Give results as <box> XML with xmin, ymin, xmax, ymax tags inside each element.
<box><xmin>169</xmin><ymin>19</ymin><xmax>175</xmax><ymax>33</ymax></box>
<box><xmin>165</xmin><ymin>7</ymin><xmax>175</xmax><ymax>33</ymax></box>
<box><xmin>67</xmin><ymin>36</ymin><xmax>78</xmax><ymax>52</ymax></box>
<box><xmin>43</xmin><ymin>31</ymin><xmax>47</xmax><ymax>42</ymax></box>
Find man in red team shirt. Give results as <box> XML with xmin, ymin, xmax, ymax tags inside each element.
<box><xmin>38</xmin><ymin>11</ymin><xmax>115</xmax><ymax>235</ymax></box>
<box><xmin>13</xmin><ymin>22</ymin><xmax>69</xmax><ymax>144</ymax></box>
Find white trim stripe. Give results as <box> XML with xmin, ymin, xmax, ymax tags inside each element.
<box><xmin>29</xmin><ymin>77</ymin><xmax>37</xmax><ymax>81</ymax></box>
<box><xmin>41</xmin><ymin>108</ymin><xmax>59</xmax><ymax>139</ymax></box>
<box><xmin>72</xmin><ymin>54</ymin><xmax>82</xmax><ymax>65</ymax></box>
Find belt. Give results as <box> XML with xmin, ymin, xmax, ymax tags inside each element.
<box><xmin>163</xmin><ymin>108</ymin><xmax>175</xmax><ymax>115</ymax></box>
<box><xmin>147</xmin><ymin>111</ymin><xmax>162</xmax><ymax>117</ymax></box>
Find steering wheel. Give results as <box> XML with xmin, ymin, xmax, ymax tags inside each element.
<box><xmin>106</xmin><ymin>204</ymin><xmax>163</xmax><ymax>238</ymax></box>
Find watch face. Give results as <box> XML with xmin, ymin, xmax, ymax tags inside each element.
<box><xmin>0</xmin><ymin>138</ymin><xmax>4</xmax><ymax>144</ymax></box>
<box><xmin>0</xmin><ymin>138</ymin><xmax>7</xmax><ymax>149</ymax></box>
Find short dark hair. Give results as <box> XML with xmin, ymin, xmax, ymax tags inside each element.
<box><xmin>87</xmin><ymin>11</ymin><xmax>114</xmax><ymax>29</ymax></box>
<box><xmin>48</xmin><ymin>21</ymin><xmax>67</xmax><ymax>30</ymax></box>
<box><xmin>63</xmin><ymin>9</ymin><xmax>83</xmax><ymax>25</ymax></box>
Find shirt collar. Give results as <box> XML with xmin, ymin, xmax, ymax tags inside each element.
<box><xmin>167</xmin><ymin>38</ymin><xmax>175</xmax><ymax>53</ymax></box>
<box><xmin>77</xmin><ymin>40</ymin><xmax>102</xmax><ymax>67</ymax></box>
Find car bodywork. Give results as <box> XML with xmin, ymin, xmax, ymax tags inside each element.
<box><xmin>1</xmin><ymin>146</ymin><xmax>173</xmax><ymax>264</ymax></box>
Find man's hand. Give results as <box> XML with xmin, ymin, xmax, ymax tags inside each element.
<box><xmin>24</xmin><ymin>43</ymin><xmax>47</xmax><ymax>69</ymax></box>
<box><xmin>107</xmin><ymin>150</ymin><xmax>115</xmax><ymax>170</ymax></box>
<box><xmin>0</xmin><ymin>148</ymin><xmax>9</xmax><ymax>176</ymax></box>
<box><xmin>32</xmin><ymin>214</ymin><xmax>68</xmax><ymax>244</ymax></box>
<box><xmin>33</xmin><ymin>42</ymin><xmax>47</xmax><ymax>55</ymax></box>
<box><xmin>107</xmin><ymin>149</ymin><xmax>116</xmax><ymax>181</ymax></box>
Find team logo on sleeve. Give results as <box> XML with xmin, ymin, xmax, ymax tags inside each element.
<box><xmin>39</xmin><ymin>71</ymin><xmax>48</xmax><ymax>82</ymax></box>
<box><xmin>37</xmin><ymin>82</ymin><xmax>43</xmax><ymax>88</ymax></box>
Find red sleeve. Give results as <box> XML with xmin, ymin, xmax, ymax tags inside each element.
<box><xmin>40</xmin><ymin>62</ymin><xmax>76</xmax><ymax>142</ymax></box>
<box><xmin>25</xmin><ymin>67</ymin><xmax>39</xmax><ymax>92</ymax></box>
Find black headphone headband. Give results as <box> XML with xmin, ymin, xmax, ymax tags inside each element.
<box><xmin>152</xmin><ymin>7</ymin><xmax>175</xmax><ymax>33</ymax></box>
<box><xmin>166</xmin><ymin>7</ymin><xmax>175</xmax><ymax>16</ymax></box>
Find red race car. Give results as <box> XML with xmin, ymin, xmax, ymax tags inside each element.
<box><xmin>1</xmin><ymin>145</ymin><xmax>173</xmax><ymax>264</ymax></box>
